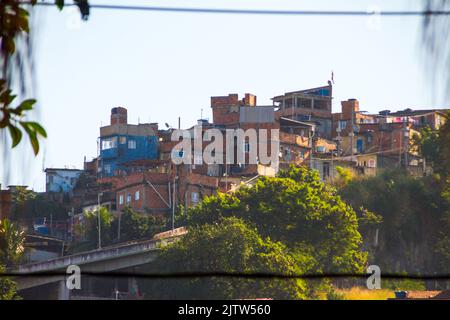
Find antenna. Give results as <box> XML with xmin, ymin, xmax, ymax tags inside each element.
<box><xmin>201</xmin><ymin>108</ymin><xmax>203</xmax><ymax>119</ymax></box>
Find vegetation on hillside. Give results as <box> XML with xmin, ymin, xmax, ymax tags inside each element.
<box><xmin>141</xmin><ymin>166</ymin><xmax>368</xmax><ymax>299</ymax></box>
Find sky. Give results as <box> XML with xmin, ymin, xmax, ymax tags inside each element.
<box><xmin>1</xmin><ymin>0</ymin><xmax>446</xmax><ymax>191</ymax></box>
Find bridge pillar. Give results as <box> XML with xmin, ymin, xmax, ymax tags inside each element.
<box><xmin>58</xmin><ymin>280</ymin><xmax>70</xmax><ymax>300</ymax></box>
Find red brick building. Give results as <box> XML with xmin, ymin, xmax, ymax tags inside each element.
<box><xmin>0</xmin><ymin>185</ymin><xmax>12</xmax><ymax>220</ymax></box>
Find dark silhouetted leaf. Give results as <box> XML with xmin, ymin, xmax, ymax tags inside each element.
<box><xmin>8</xmin><ymin>124</ymin><xmax>22</xmax><ymax>148</ymax></box>
<box><xmin>55</xmin><ymin>0</ymin><xmax>65</xmax><ymax>11</ymax></box>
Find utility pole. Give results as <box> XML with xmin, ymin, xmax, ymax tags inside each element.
<box><xmin>97</xmin><ymin>192</ymin><xmax>103</xmax><ymax>249</ymax></box>
<box><xmin>309</xmin><ymin>128</ymin><xmax>315</xmax><ymax>170</ymax></box>
<box><xmin>172</xmin><ymin>166</ymin><xmax>178</xmax><ymax>234</ymax></box>
<box><xmin>350</xmin><ymin>109</ymin><xmax>354</xmax><ymax>162</ymax></box>
<box><xmin>403</xmin><ymin>117</ymin><xmax>409</xmax><ymax>169</ymax></box>
<box><xmin>117</xmin><ymin>210</ymin><xmax>121</xmax><ymax>242</ymax></box>
<box><xmin>225</xmin><ymin>164</ymin><xmax>228</xmax><ymax>191</ymax></box>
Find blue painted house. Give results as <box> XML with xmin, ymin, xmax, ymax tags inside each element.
<box><xmin>99</xmin><ymin>107</ymin><xmax>159</xmax><ymax>177</ymax></box>
<box><xmin>45</xmin><ymin>168</ymin><xmax>83</xmax><ymax>193</ymax></box>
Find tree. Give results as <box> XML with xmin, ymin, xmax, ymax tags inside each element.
<box><xmin>0</xmin><ymin>218</ymin><xmax>25</xmax><ymax>267</ymax></box>
<box><xmin>0</xmin><ymin>218</ymin><xmax>24</xmax><ymax>300</ymax></box>
<box><xmin>141</xmin><ymin>217</ymin><xmax>310</xmax><ymax>300</ymax></box>
<box><xmin>72</xmin><ymin>206</ymin><xmax>113</xmax><ymax>252</ymax></box>
<box><xmin>110</xmin><ymin>207</ymin><xmax>166</xmax><ymax>243</ymax></box>
<box><xmin>338</xmin><ymin>169</ymin><xmax>449</xmax><ymax>275</ymax></box>
<box><xmin>71</xmin><ymin>207</ymin><xmax>166</xmax><ymax>253</ymax></box>
<box><xmin>185</xmin><ymin>166</ymin><xmax>367</xmax><ymax>275</ymax></box>
<box><xmin>9</xmin><ymin>190</ymin><xmax>69</xmax><ymax>228</ymax></box>
<box><xmin>0</xmin><ymin>264</ymin><xmax>20</xmax><ymax>300</ymax></box>
<box><xmin>413</xmin><ymin>113</ymin><xmax>450</xmax><ymax>177</ymax></box>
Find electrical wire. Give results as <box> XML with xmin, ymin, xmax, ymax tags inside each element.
<box><xmin>23</xmin><ymin>2</ymin><xmax>450</xmax><ymax>16</ymax></box>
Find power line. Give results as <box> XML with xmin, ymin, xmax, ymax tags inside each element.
<box><xmin>26</xmin><ymin>2</ymin><xmax>450</xmax><ymax>16</ymax></box>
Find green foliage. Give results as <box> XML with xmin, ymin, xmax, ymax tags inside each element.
<box><xmin>383</xmin><ymin>277</ymin><xmax>426</xmax><ymax>291</ymax></box>
<box><xmin>0</xmin><ymin>265</ymin><xmax>20</xmax><ymax>300</ymax></box>
<box><xmin>81</xmin><ymin>207</ymin><xmax>114</xmax><ymax>249</ymax></box>
<box><xmin>413</xmin><ymin>113</ymin><xmax>450</xmax><ymax>177</ymax></box>
<box><xmin>0</xmin><ymin>219</ymin><xmax>25</xmax><ymax>267</ymax></box>
<box><xmin>186</xmin><ymin>165</ymin><xmax>367</xmax><ymax>274</ymax></box>
<box><xmin>110</xmin><ymin>207</ymin><xmax>166</xmax><ymax>242</ymax></box>
<box><xmin>55</xmin><ymin>0</ymin><xmax>65</xmax><ymax>10</ymax></box>
<box><xmin>0</xmin><ymin>80</ymin><xmax>47</xmax><ymax>155</ymax></box>
<box><xmin>339</xmin><ymin>170</ymin><xmax>450</xmax><ymax>274</ymax></box>
<box><xmin>10</xmin><ymin>192</ymin><xmax>68</xmax><ymax>222</ymax></box>
<box><xmin>413</xmin><ymin>127</ymin><xmax>439</xmax><ymax>165</ymax></box>
<box><xmin>0</xmin><ymin>1</ymin><xmax>47</xmax><ymax>155</ymax></box>
<box><xmin>11</xmin><ymin>186</ymin><xmax>36</xmax><ymax>205</ymax></box>
<box><xmin>326</xmin><ymin>289</ymin><xmax>346</xmax><ymax>300</ymax></box>
<box><xmin>141</xmin><ymin>217</ymin><xmax>309</xmax><ymax>300</ymax></box>
<box><xmin>71</xmin><ymin>207</ymin><xmax>166</xmax><ymax>253</ymax></box>
<box><xmin>334</xmin><ymin>166</ymin><xmax>355</xmax><ymax>187</ymax></box>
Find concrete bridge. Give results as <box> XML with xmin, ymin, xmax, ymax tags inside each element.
<box><xmin>13</xmin><ymin>229</ymin><xmax>186</xmax><ymax>299</ymax></box>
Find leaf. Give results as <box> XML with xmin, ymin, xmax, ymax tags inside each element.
<box><xmin>17</xmin><ymin>99</ymin><xmax>36</xmax><ymax>112</ymax></box>
<box><xmin>8</xmin><ymin>124</ymin><xmax>23</xmax><ymax>148</ymax></box>
<box><xmin>0</xmin><ymin>89</ymin><xmax>13</xmax><ymax>106</ymax></box>
<box><xmin>26</xmin><ymin>121</ymin><xmax>47</xmax><ymax>138</ymax></box>
<box><xmin>55</xmin><ymin>0</ymin><xmax>65</xmax><ymax>10</ymax></box>
<box><xmin>2</xmin><ymin>37</ymin><xmax>16</xmax><ymax>55</ymax></box>
<box><xmin>20</xmin><ymin>122</ymin><xmax>41</xmax><ymax>155</ymax></box>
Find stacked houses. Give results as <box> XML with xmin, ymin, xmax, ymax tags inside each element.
<box><xmin>37</xmin><ymin>83</ymin><xmax>447</xmax><ymax>238</ymax></box>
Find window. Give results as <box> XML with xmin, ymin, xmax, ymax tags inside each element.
<box><xmin>101</xmin><ymin>137</ymin><xmax>117</xmax><ymax>150</ymax></box>
<box><xmin>104</xmin><ymin>164</ymin><xmax>111</xmax><ymax>174</ymax></box>
<box><xmin>314</xmin><ymin>99</ymin><xmax>329</xmax><ymax>111</ymax></box>
<box><xmin>135</xmin><ymin>191</ymin><xmax>140</xmax><ymax>201</ymax></box>
<box><xmin>128</xmin><ymin>139</ymin><xmax>137</xmax><ymax>149</ymax></box>
<box><xmin>191</xmin><ymin>192</ymin><xmax>199</xmax><ymax>205</ymax></box>
<box><xmin>119</xmin><ymin>136</ymin><xmax>127</xmax><ymax>144</ymax></box>
<box><xmin>244</xmin><ymin>142</ymin><xmax>250</xmax><ymax>153</ymax></box>
<box><xmin>284</xmin><ymin>148</ymin><xmax>291</xmax><ymax>160</ymax></box>
<box><xmin>338</xmin><ymin>120</ymin><xmax>347</xmax><ymax>130</ymax></box>
<box><xmin>299</xmin><ymin>115</ymin><xmax>311</xmax><ymax>121</ymax></box>
<box><xmin>126</xmin><ymin>193</ymin><xmax>131</xmax><ymax>203</ymax></box>
<box><xmin>297</xmin><ymin>98</ymin><xmax>312</xmax><ymax>109</ymax></box>
<box><xmin>420</xmin><ymin>116</ymin><xmax>425</xmax><ymax>124</ymax></box>
<box><xmin>323</xmin><ymin>162</ymin><xmax>330</xmax><ymax>180</ymax></box>
<box><xmin>119</xmin><ymin>195</ymin><xmax>124</xmax><ymax>205</ymax></box>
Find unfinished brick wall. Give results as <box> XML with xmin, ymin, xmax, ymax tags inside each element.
<box><xmin>110</xmin><ymin>107</ymin><xmax>128</xmax><ymax>125</ymax></box>
<box><xmin>211</xmin><ymin>93</ymin><xmax>258</xmax><ymax>125</ymax></box>
<box><xmin>341</xmin><ymin>99</ymin><xmax>359</xmax><ymax>120</ymax></box>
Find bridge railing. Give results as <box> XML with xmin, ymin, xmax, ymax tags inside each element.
<box><xmin>15</xmin><ymin>233</ymin><xmax>184</xmax><ymax>274</ymax></box>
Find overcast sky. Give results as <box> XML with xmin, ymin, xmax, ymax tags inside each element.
<box><xmin>1</xmin><ymin>0</ymin><xmax>446</xmax><ymax>191</ymax></box>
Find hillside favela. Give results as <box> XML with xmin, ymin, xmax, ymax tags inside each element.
<box><xmin>0</xmin><ymin>0</ymin><xmax>449</xmax><ymax>305</ymax></box>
